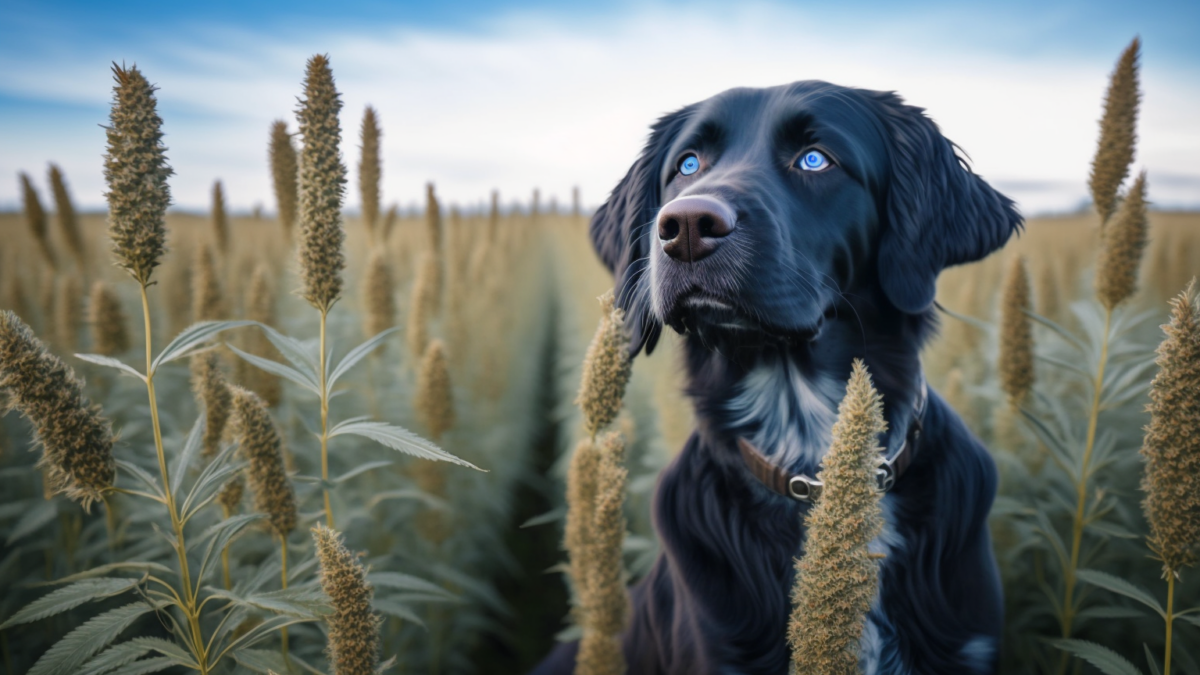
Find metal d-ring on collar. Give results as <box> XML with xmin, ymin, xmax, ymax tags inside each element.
<box><xmin>737</xmin><ymin>377</ymin><xmax>928</xmax><ymax>503</ymax></box>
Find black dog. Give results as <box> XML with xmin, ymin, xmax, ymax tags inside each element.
<box><xmin>533</xmin><ymin>80</ymin><xmax>1021</xmax><ymax>675</ymax></box>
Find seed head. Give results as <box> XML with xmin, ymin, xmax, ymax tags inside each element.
<box><xmin>0</xmin><ymin>311</ymin><xmax>114</xmax><ymax>510</ymax></box>
<box><xmin>218</xmin><ymin>474</ymin><xmax>244</xmax><ymax>514</ymax></box>
<box><xmin>565</xmin><ymin>438</ymin><xmax>600</xmax><ymax>623</ymax></box>
<box><xmin>999</xmin><ymin>256</ymin><xmax>1035</xmax><ymax>407</ymax></box>
<box><xmin>104</xmin><ymin>64</ymin><xmax>171</xmax><ymax>286</ymax></box>
<box><xmin>361</xmin><ymin>251</ymin><xmax>395</xmax><ymax>343</ymax></box>
<box><xmin>406</xmin><ymin>251</ymin><xmax>440</xmax><ymax>360</ymax></box>
<box><xmin>211</xmin><ymin>181</ymin><xmax>230</xmax><ymax>255</ymax></box>
<box><xmin>585</xmin><ymin>432</ymin><xmax>629</xmax><ymax>638</ymax></box>
<box><xmin>1141</xmin><ymin>280</ymin><xmax>1200</xmax><ymax>577</ymax></box>
<box><xmin>380</xmin><ymin>203</ymin><xmax>399</xmax><ymax>243</ymax></box>
<box><xmin>1096</xmin><ymin>172</ymin><xmax>1149</xmax><ymax>311</ymax></box>
<box><xmin>20</xmin><ymin>172</ymin><xmax>56</xmax><ymax>269</ymax></box>
<box><xmin>415</xmin><ymin>340</ymin><xmax>454</xmax><ymax>442</ymax></box>
<box><xmin>236</xmin><ymin>266</ymin><xmax>282</xmax><ymax>406</ymax></box>
<box><xmin>229</xmin><ymin>386</ymin><xmax>296</xmax><ymax>537</ymax></box>
<box><xmin>191</xmin><ymin>353</ymin><xmax>232</xmax><ymax>458</ymax></box>
<box><xmin>577</xmin><ymin>290</ymin><xmax>632</xmax><ymax>437</ymax></box>
<box><xmin>192</xmin><ymin>246</ymin><xmax>226</xmax><ymax>323</ymax></box>
<box><xmin>55</xmin><ymin>275</ymin><xmax>83</xmax><ymax>354</ymax></box>
<box><xmin>358</xmin><ymin>106</ymin><xmax>381</xmax><ymax>239</ymax></box>
<box><xmin>269</xmin><ymin>120</ymin><xmax>299</xmax><ymax>240</ymax></box>
<box><xmin>789</xmin><ymin>360</ymin><xmax>886</xmax><ymax>674</ymax></box>
<box><xmin>1089</xmin><ymin>38</ymin><xmax>1140</xmax><ymax>224</ymax></box>
<box><xmin>425</xmin><ymin>183</ymin><xmax>442</xmax><ymax>252</ymax></box>
<box><xmin>48</xmin><ymin>164</ymin><xmax>86</xmax><ymax>271</ymax></box>
<box><xmin>296</xmin><ymin>54</ymin><xmax>347</xmax><ymax>313</ymax></box>
<box><xmin>313</xmin><ymin>524</ymin><xmax>381</xmax><ymax>675</ymax></box>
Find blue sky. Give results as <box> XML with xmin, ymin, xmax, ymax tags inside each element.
<box><xmin>1</xmin><ymin>0</ymin><xmax>1198</xmax><ymax>215</ymax></box>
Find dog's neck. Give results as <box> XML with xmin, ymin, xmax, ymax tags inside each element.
<box><xmin>680</xmin><ymin>294</ymin><xmax>933</xmax><ymax>477</ymax></box>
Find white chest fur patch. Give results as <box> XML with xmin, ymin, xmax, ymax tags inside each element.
<box><xmin>726</xmin><ymin>358</ymin><xmax>840</xmax><ymax>470</ymax></box>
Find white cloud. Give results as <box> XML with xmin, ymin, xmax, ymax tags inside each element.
<box><xmin>1</xmin><ymin>3</ymin><xmax>1198</xmax><ymax>216</ymax></box>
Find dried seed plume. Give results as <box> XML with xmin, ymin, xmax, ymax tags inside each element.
<box><xmin>269</xmin><ymin>120</ymin><xmax>299</xmax><ymax>240</ymax></box>
<box><xmin>104</xmin><ymin>63</ymin><xmax>171</xmax><ymax>286</ymax></box>
<box><xmin>1089</xmin><ymin>38</ymin><xmax>1140</xmax><ymax>223</ymax></box>
<box><xmin>359</xmin><ymin>106</ymin><xmax>381</xmax><ymax>239</ymax></box>
<box><xmin>296</xmin><ymin>54</ymin><xmax>347</xmax><ymax>313</ymax></box>
<box><xmin>88</xmin><ymin>281</ymin><xmax>131</xmax><ymax>356</ymax></box>
<box><xmin>1095</xmin><ymin>172</ymin><xmax>1149</xmax><ymax>311</ymax></box>
<box><xmin>789</xmin><ymin>359</ymin><xmax>886</xmax><ymax>674</ymax></box>
<box><xmin>229</xmin><ymin>385</ymin><xmax>297</xmax><ymax>537</ymax></box>
<box><xmin>48</xmin><ymin>164</ymin><xmax>86</xmax><ymax>271</ymax></box>
<box><xmin>313</xmin><ymin>524</ymin><xmax>381</xmax><ymax>675</ymax></box>
<box><xmin>211</xmin><ymin>180</ymin><xmax>230</xmax><ymax>255</ymax></box>
<box><xmin>191</xmin><ymin>353</ymin><xmax>233</xmax><ymax>458</ymax></box>
<box><xmin>577</xmin><ymin>290</ymin><xmax>632</xmax><ymax>437</ymax></box>
<box><xmin>0</xmin><ymin>310</ymin><xmax>114</xmax><ymax>510</ymax></box>
<box><xmin>1141</xmin><ymin>280</ymin><xmax>1200</xmax><ymax>577</ymax></box>
<box><xmin>361</xmin><ymin>251</ymin><xmax>395</xmax><ymax>342</ymax></box>
<box><xmin>20</xmin><ymin>172</ymin><xmax>56</xmax><ymax>269</ymax></box>
<box><xmin>415</xmin><ymin>339</ymin><xmax>455</xmax><ymax>442</ymax></box>
<box><xmin>999</xmin><ymin>256</ymin><xmax>1035</xmax><ymax>407</ymax></box>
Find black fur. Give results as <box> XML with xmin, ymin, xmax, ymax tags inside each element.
<box><xmin>533</xmin><ymin>80</ymin><xmax>1021</xmax><ymax>675</ymax></box>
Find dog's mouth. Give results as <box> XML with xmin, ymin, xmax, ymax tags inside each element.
<box><xmin>663</xmin><ymin>290</ymin><xmax>830</xmax><ymax>343</ymax></box>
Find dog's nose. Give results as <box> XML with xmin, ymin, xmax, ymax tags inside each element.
<box><xmin>657</xmin><ymin>195</ymin><xmax>736</xmax><ymax>263</ymax></box>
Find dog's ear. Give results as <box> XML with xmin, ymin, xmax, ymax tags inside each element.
<box><xmin>590</xmin><ymin>105</ymin><xmax>693</xmax><ymax>356</ymax></box>
<box><xmin>872</xmin><ymin>93</ymin><xmax>1023</xmax><ymax>313</ymax></box>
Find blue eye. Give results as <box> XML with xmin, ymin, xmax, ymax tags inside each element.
<box><xmin>679</xmin><ymin>154</ymin><xmax>700</xmax><ymax>176</ymax></box>
<box><xmin>797</xmin><ymin>150</ymin><xmax>830</xmax><ymax>172</ymax></box>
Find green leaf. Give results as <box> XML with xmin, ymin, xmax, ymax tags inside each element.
<box><xmin>215</xmin><ymin>615</ymin><xmax>308</xmax><ymax>661</ymax></box>
<box><xmin>73</xmin><ymin>354</ymin><xmax>145</xmax><ymax>382</ymax></box>
<box><xmin>104</xmin><ymin>657</ymin><xmax>176</xmax><ymax>675</ymax></box>
<box><xmin>151</xmin><ymin>320</ymin><xmax>255</xmax><ymax>372</ymax></box>
<box><xmin>1179</xmin><ymin>614</ymin><xmax>1200</xmax><ymax>628</ymax></box>
<box><xmin>227</xmin><ymin>344</ymin><xmax>320</xmax><ymax>393</ymax></box>
<box><xmin>1027</xmin><ymin>309</ymin><xmax>1089</xmax><ymax>353</ymax></box>
<box><xmin>1144</xmin><ymin>644</ymin><xmax>1161</xmax><ymax>675</ymax></box>
<box><xmin>125</xmin><ymin>637</ymin><xmax>198</xmax><ymax>667</ymax></box>
<box><xmin>204</xmin><ymin>586</ymin><xmax>330</xmax><ymax>620</ymax></box>
<box><xmin>329</xmin><ymin>420</ymin><xmax>482</xmax><ymax>470</ymax></box>
<box><xmin>372</xmin><ymin>598</ymin><xmax>425</xmax><ymax>627</ymax></box>
<box><xmin>180</xmin><ymin>443</ymin><xmax>242</xmax><ymax>522</ymax></box>
<box><xmin>0</xmin><ymin>578</ymin><xmax>140</xmax><ymax>629</ymax></box>
<box><xmin>114</xmin><ymin>460</ymin><xmax>165</xmax><ymax>500</ymax></box>
<box><xmin>194</xmin><ymin>514</ymin><xmax>264</xmax><ymax>587</ymax></box>
<box><xmin>367</xmin><ymin>489</ymin><xmax>447</xmax><ymax>511</ymax></box>
<box><xmin>7</xmin><ymin>499</ymin><xmax>57</xmax><ymax>545</ymax></box>
<box><xmin>170</xmin><ymin>416</ymin><xmax>205</xmax><ymax>498</ymax></box>
<box><xmin>326</xmin><ymin>327</ymin><xmax>400</xmax><ymax>392</ymax></box>
<box><xmin>28</xmin><ymin>601</ymin><xmax>160</xmax><ymax>675</ymax></box>
<box><xmin>255</xmin><ymin>323</ymin><xmax>320</xmax><ymax>375</ymax></box>
<box><xmin>334</xmin><ymin>460</ymin><xmax>394</xmax><ymax>484</ymax></box>
<box><xmin>1077</xmin><ymin>569</ymin><xmax>1165</xmax><ymax>617</ymax></box>
<box><xmin>521</xmin><ymin>507</ymin><xmax>565</xmax><ymax>528</ymax></box>
<box><xmin>1051</xmin><ymin>639</ymin><xmax>1143</xmax><ymax>675</ymax></box>
<box><xmin>37</xmin><ymin>562</ymin><xmax>174</xmax><ymax>586</ymax></box>
<box><xmin>78</xmin><ymin>642</ymin><xmax>151</xmax><ymax>675</ymax></box>
<box><xmin>938</xmin><ymin>305</ymin><xmax>992</xmax><ymax>332</ymax></box>
<box><xmin>1076</xmin><ymin>606</ymin><xmax>1145</xmax><ymax>620</ymax></box>
<box><xmin>368</xmin><ymin>572</ymin><xmax>457</xmax><ymax>600</ymax></box>
<box><xmin>232</xmin><ymin>648</ymin><xmax>289</xmax><ymax>674</ymax></box>
<box><xmin>1088</xmin><ymin>520</ymin><xmax>1140</xmax><ymax>540</ymax></box>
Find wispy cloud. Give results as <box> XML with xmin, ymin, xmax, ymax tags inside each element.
<box><xmin>1</xmin><ymin>2</ymin><xmax>1198</xmax><ymax>215</ymax></box>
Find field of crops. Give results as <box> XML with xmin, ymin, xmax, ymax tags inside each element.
<box><xmin>0</xmin><ymin>45</ymin><xmax>1197</xmax><ymax>675</ymax></box>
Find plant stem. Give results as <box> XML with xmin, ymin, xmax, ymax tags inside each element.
<box><xmin>1058</xmin><ymin>307</ymin><xmax>1113</xmax><ymax>674</ymax></box>
<box><xmin>221</xmin><ymin>504</ymin><xmax>232</xmax><ymax>591</ymax></box>
<box><xmin>1165</xmin><ymin>574</ymin><xmax>1175</xmax><ymax>675</ymax></box>
<box><xmin>140</xmin><ymin>284</ymin><xmax>209</xmax><ymax>674</ymax></box>
<box><xmin>320</xmin><ymin>308</ymin><xmax>333</xmax><ymax>527</ymax></box>
<box><xmin>281</xmin><ymin>536</ymin><xmax>290</xmax><ymax>670</ymax></box>
<box><xmin>102</xmin><ymin>494</ymin><xmax>117</xmax><ymax>557</ymax></box>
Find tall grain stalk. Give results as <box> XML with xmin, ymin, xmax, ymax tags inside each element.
<box><xmin>104</xmin><ymin>63</ymin><xmax>212</xmax><ymax>671</ymax></box>
<box><xmin>1057</xmin><ymin>84</ymin><xmax>1146</xmax><ymax>673</ymax></box>
<box><xmin>295</xmin><ymin>54</ymin><xmax>347</xmax><ymax>528</ymax></box>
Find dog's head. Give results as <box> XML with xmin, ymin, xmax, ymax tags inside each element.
<box><xmin>592</xmin><ymin>81</ymin><xmax>1022</xmax><ymax>356</ymax></box>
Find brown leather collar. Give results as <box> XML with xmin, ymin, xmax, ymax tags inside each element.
<box><xmin>737</xmin><ymin>379</ymin><xmax>927</xmax><ymax>502</ymax></box>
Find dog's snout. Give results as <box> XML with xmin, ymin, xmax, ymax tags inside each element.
<box><xmin>657</xmin><ymin>195</ymin><xmax>735</xmax><ymax>263</ymax></box>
